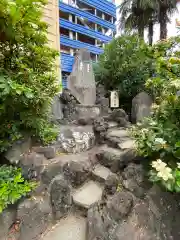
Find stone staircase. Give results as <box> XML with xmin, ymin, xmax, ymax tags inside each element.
<box><xmin>4</xmin><ymin>118</ymin><xmax>135</xmax><ymax>240</ymax></box>
<box><xmin>37</xmin><ymin>122</ymin><xmax>136</xmax><ymax>240</ymax></box>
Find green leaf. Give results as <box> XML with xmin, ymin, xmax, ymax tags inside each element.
<box><xmin>24</xmin><ymin>91</ymin><xmax>34</xmax><ymax>99</ymax></box>
<box><xmin>175</xmin><ymin>141</ymin><xmax>180</xmax><ymax>147</ymax></box>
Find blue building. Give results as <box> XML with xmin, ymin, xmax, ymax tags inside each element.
<box><xmin>59</xmin><ymin>0</ymin><xmax>116</xmax><ymax>87</ymax></box>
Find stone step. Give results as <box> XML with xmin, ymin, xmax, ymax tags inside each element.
<box><xmin>41</xmin><ymin>215</ymin><xmax>87</xmax><ymax>240</ymax></box>
<box><xmin>106</xmin><ymin>128</ymin><xmax>132</xmax><ymax>149</ymax></box>
<box><xmin>118</xmin><ymin>139</ymin><xmax>135</xmax><ymax>150</ymax></box>
<box><xmin>96</xmin><ymin>145</ymin><xmax>136</xmax><ymax>173</ymax></box>
<box><xmin>107</xmin><ymin>121</ymin><xmax>118</xmax><ymax>129</ymax></box>
<box><xmin>92</xmin><ymin>164</ymin><xmax>114</xmax><ymax>182</ymax></box>
<box><xmin>72</xmin><ymin>181</ymin><xmax>103</xmax><ymax>210</ymax></box>
<box><xmin>107</xmin><ymin>128</ymin><xmax>130</xmax><ymax>139</ymax></box>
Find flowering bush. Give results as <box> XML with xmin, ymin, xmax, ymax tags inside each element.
<box><xmin>0</xmin><ymin>0</ymin><xmax>59</xmax><ymax>152</ymax></box>
<box><xmin>150</xmin><ymin>159</ymin><xmax>180</xmax><ymax>192</ymax></box>
<box><xmin>131</xmin><ymin>37</ymin><xmax>180</xmax><ymax>192</ymax></box>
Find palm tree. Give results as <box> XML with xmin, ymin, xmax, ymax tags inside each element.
<box><xmin>119</xmin><ymin>0</ymin><xmax>177</xmax><ymax>43</ymax></box>
<box><xmin>157</xmin><ymin>0</ymin><xmax>177</xmax><ymax>39</ymax></box>
<box><xmin>119</xmin><ymin>0</ymin><xmax>157</xmax><ymax>44</ymax></box>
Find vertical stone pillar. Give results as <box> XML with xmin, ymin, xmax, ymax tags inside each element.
<box><xmin>43</xmin><ymin>0</ymin><xmax>61</xmax><ymax>84</ymax></box>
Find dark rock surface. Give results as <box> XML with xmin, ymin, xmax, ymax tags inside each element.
<box><xmin>106</xmin><ymin>191</ymin><xmax>133</xmax><ymax>221</ymax></box>
<box><xmin>109</xmin><ymin>109</ymin><xmax>130</xmax><ymax>127</ymax></box>
<box><xmin>20</xmin><ymin>152</ymin><xmax>47</xmax><ymax>180</ymax></box>
<box><xmin>17</xmin><ymin>195</ymin><xmax>52</xmax><ymax>240</ymax></box>
<box><xmin>63</xmin><ymin>160</ymin><xmax>91</xmax><ymax>187</ymax></box>
<box><xmin>32</xmin><ymin>146</ymin><xmax>56</xmax><ymax>159</ymax></box>
<box><xmin>93</xmin><ymin>117</ymin><xmax>108</xmax><ymax>144</ymax></box>
<box><xmin>5</xmin><ymin>136</ymin><xmax>31</xmax><ymax>164</ymax></box>
<box><xmin>103</xmin><ymin>173</ymin><xmax>121</xmax><ymax>195</ymax></box>
<box><xmin>122</xmin><ymin>163</ymin><xmax>151</xmax><ymax>198</ymax></box>
<box><xmin>50</xmin><ymin>175</ymin><xmax>72</xmax><ymax>220</ymax></box>
<box><xmin>0</xmin><ymin>207</ymin><xmax>17</xmax><ymax>239</ymax></box>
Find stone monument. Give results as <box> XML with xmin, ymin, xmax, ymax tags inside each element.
<box><xmin>67</xmin><ymin>48</ymin><xmax>96</xmax><ymax>105</ymax></box>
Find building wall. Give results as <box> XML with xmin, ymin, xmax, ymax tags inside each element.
<box><xmin>60</xmin><ymin>0</ymin><xmax>116</xmax><ymax>76</ymax></box>
<box><xmin>43</xmin><ymin>0</ymin><xmax>61</xmax><ymax>81</ymax></box>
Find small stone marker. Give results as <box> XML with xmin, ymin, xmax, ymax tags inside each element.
<box><xmin>110</xmin><ymin>91</ymin><xmax>119</xmax><ymax>108</ymax></box>
<box><xmin>131</xmin><ymin>91</ymin><xmax>153</xmax><ymax>123</ymax></box>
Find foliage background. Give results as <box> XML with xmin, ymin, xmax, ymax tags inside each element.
<box><xmin>0</xmin><ymin>0</ymin><xmax>59</xmax><ymax>152</ymax></box>
<box><xmin>131</xmin><ymin>37</ymin><xmax>180</xmax><ymax>192</ymax></box>
<box><xmin>94</xmin><ymin>34</ymin><xmax>154</xmax><ymax>112</ymax></box>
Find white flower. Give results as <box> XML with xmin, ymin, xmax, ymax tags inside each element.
<box><xmin>152</xmin><ymin>159</ymin><xmax>173</xmax><ymax>181</ymax></box>
<box><xmin>154</xmin><ymin>138</ymin><xmax>166</xmax><ymax>145</ymax></box>
<box><xmin>152</xmin><ymin>159</ymin><xmax>167</xmax><ymax>171</ymax></box>
<box><xmin>177</xmin><ymin>162</ymin><xmax>180</xmax><ymax>169</ymax></box>
<box><xmin>157</xmin><ymin>167</ymin><xmax>173</xmax><ymax>181</ymax></box>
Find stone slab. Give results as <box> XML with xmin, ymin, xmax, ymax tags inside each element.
<box><xmin>73</xmin><ymin>181</ymin><xmax>103</xmax><ymax>209</ymax></box>
<box><xmin>107</xmin><ymin>129</ymin><xmax>129</xmax><ymax>138</ymax></box>
<box><xmin>107</xmin><ymin>121</ymin><xmax>118</xmax><ymax>129</ymax></box>
<box><xmin>57</xmin><ymin>125</ymin><xmax>95</xmax><ymax>153</ymax></box>
<box><xmin>92</xmin><ymin>164</ymin><xmax>113</xmax><ymax>182</ymax></box>
<box><xmin>42</xmin><ymin>215</ymin><xmax>86</xmax><ymax>240</ymax></box>
<box><xmin>118</xmin><ymin>139</ymin><xmax>135</xmax><ymax>150</ymax></box>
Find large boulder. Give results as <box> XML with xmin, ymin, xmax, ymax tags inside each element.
<box><xmin>109</xmin><ymin>109</ymin><xmax>130</xmax><ymax>127</ymax></box>
<box><xmin>63</xmin><ymin>160</ymin><xmax>91</xmax><ymax>187</ymax></box>
<box><xmin>49</xmin><ymin>175</ymin><xmax>72</xmax><ymax>220</ymax></box>
<box><xmin>17</xmin><ymin>195</ymin><xmax>52</xmax><ymax>240</ymax></box>
<box><xmin>0</xmin><ymin>206</ymin><xmax>17</xmax><ymax>239</ymax></box>
<box><xmin>106</xmin><ymin>191</ymin><xmax>133</xmax><ymax>222</ymax></box>
<box><xmin>57</xmin><ymin>125</ymin><xmax>95</xmax><ymax>153</ymax></box>
<box><xmin>20</xmin><ymin>152</ymin><xmax>47</xmax><ymax>180</ymax></box>
<box><xmin>122</xmin><ymin>163</ymin><xmax>151</xmax><ymax>198</ymax></box>
<box><xmin>76</xmin><ymin>104</ymin><xmax>101</xmax><ymax>125</ymax></box>
<box><xmin>113</xmin><ymin>185</ymin><xmax>180</xmax><ymax>240</ymax></box>
<box><xmin>131</xmin><ymin>91</ymin><xmax>153</xmax><ymax>123</ymax></box>
<box><xmin>5</xmin><ymin>136</ymin><xmax>31</xmax><ymax>164</ymax></box>
<box><xmin>87</xmin><ymin>202</ymin><xmax>118</xmax><ymax>240</ymax></box>
<box><xmin>93</xmin><ymin>117</ymin><xmax>108</xmax><ymax>144</ymax></box>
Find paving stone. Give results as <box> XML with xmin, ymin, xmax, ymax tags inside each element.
<box><xmin>97</xmin><ymin>145</ymin><xmax>137</xmax><ymax>172</ymax></box>
<box><xmin>73</xmin><ymin>181</ymin><xmax>103</xmax><ymax>209</ymax></box>
<box><xmin>42</xmin><ymin>215</ymin><xmax>86</xmax><ymax>240</ymax></box>
<box><xmin>107</xmin><ymin>129</ymin><xmax>129</xmax><ymax>138</ymax></box>
<box><xmin>32</xmin><ymin>146</ymin><xmax>57</xmax><ymax>159</ymax></box>
<box><xmin>118</xmin><ymin>139</ymin><xmax>135</xmax><ymax>150</ymax></box>
<box><xmin>92</xmin><ymin>164</ymin><xmax>113</xmax><ymax>182</ymax></box>
<box><xmin>107</xmin><ymin>121</ymin><xmax>118</xmax><ymax>129</ymax></box>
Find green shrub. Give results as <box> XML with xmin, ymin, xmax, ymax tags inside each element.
<box><xmin>0</xmin><ymin>0</ymin><xmax>59</xmax><ymax>152</ymax></box>
<box><xmin>0</xmin><ymin>165</ymin><xmax>36</xmax><ymax>212</ymax></box>
<box><xmin>131</xmin><ymin>37</ymin><xmax>180</xmax><ymax>192</ymax></box>
<box><xmin>94</xmin><ymin>34</ymin><xmax>154</xmax><ymax>110</ymax></box>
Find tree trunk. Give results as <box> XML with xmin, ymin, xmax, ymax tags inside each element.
<box><xmin>159</xmin><ymin>7</ymin><xmax>167</xmax><ymax>40</ymax></box>
<box><xmin>148</xmin><ymin>21</ymin><xmax>153</xmax><ymax>45</ymax></box>
<box><xmin>138</xmin><ymin>27</ymin><xmax>144</xmax><ymax>39</ymax></box>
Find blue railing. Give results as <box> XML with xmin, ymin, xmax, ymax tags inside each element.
<box><xmin>60</xmin><ymin>2</ymin><xmax>115</xmax><ymax>30</ymax></box>
<box><xmin>78</xmin><ymin>0</ymin><xmax>116</xmax><ymax>18</ymax></box>
<box><xmin>60</xmin><ymin>19</ymin><xmax>113</xmax><ymax>43</ymax></box>
<box><xmin>61</xmin><ymin>53</ymin><xmax>74</xmax><ymax>72</ymax></box>
<box><xmin>60</xmin><ymin>35</ymin><xmax>104</xmax><ymax>55</ymax></box>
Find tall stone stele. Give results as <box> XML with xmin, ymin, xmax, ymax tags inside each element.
<box><xmin>67</xmin><ymin>49</ymin><xmax>96</xmax><ymax>105</ymax></box>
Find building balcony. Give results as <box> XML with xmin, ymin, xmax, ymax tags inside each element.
<box><xmin>60</xmin><ymin>19</ymin><xmax>113</xmax><ymax>43</ymax></box>
<box><xmin>59</xmin><ymin>2</ymin><xmax>115</xmax><ymax>30</ymax></box>
<box><xmin>60</xmin><ymin>35</ymin><xmax>103</xmax><ymax>54</ymax></box>
<box><xmin>60</xmin><ymin>0</ymin><xmax>116</xmax><ymax>17</ymax></box>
